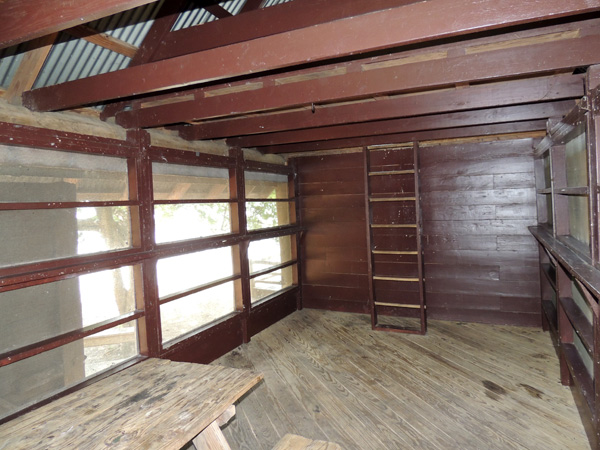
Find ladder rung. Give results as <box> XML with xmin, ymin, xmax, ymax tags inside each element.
<box><xmin>373</xmin><ymin>276</ymin><xmax>419</xmax><ymax>282</ymax></box>
<box><xmin>372</xmin><ymin>250</ymin><xmax>418</xmax><ymax>255</ymax></box>
<box><xmin>371</xmin><ymin>224</ymin><xmax>417</xmax><ymax>228</ymax></box>
<box><xmin>374</xmin><ymin>302</ymin><xmax>424</xmax><ymax>309</ymax></box>
<box><xmin>368</xmin><ymin>170</ymin><xmax>415</xmax><ymax>176</ymax></box>
<box><xmin>369</xmin><ymin>197</ymin><xmax>416</xmax><ymax>202</ymax></box>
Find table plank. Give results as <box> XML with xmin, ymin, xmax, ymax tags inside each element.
<box><xmin>0</xmin><ymin>358</ymin><xmax>262</xmax><ymax>450</ymax></box>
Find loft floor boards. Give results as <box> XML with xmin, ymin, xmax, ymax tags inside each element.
<box><xmin>214</xmin><ymin>309</ymin><xmax>590</xmax><ymax>450</ymax></box>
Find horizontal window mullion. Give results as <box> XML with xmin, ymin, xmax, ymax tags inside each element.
<box><xmin>249</xmin><ymin>260</ymin><xmax>296</xmax><ymax>280</ymax></box>
<box><xmin>153</xmin><ymin>233</ymin><xmax>244</xmax><ymax>258</ymax></box>
<box><xmin>0</xmin><ymin>200</ymin><xmax>136</xmax><ymax>211</ymax></box>
<box><xmin>0</xmin><ymin>311</ymin><xmax>143</xmax><ymax>367</ymax></box>
<box><xmin>158</xmin><ymin>274</ymin><xmax>241</xmax><ymax>305</ymax></box>
<box><xmin>148</xmin><ymin>146</ymin><xmax>235</xmax><ymax>168</ymax></box>
<box><xmin>154</xmin><ymin>199</ymin><xmax>236</xmax><ymax>205</ymax></box>
<box><xmin>247</xmin><ymin>225</ymin><xmax>304</xmax><ymax>241</ymax></box>
<box><xmin>245</xmin><ymin>198</ymin><xmax>295</xmax><ymax>203</ymax></box>
<box><xmin>0</xmin><ymin>249</ymin><xmax>147</xmax><ymax>290</ymax></box>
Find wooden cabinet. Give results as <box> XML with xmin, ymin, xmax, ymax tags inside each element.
<box><xmin>531</xmin><ymin>71</ymin><xmax>600</xmax><ymax>448</ymax></box>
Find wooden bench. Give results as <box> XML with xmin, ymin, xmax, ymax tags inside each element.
<box><xmin>273</xmin><ymin>433</ymin><xmax>343</xmax><ymax>449</ymax></box>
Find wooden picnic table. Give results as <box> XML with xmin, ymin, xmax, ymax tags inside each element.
<box><xmin>0</xmin><ymin>358</ymin><xmax>262</xmax><ymax>449</ymax></box>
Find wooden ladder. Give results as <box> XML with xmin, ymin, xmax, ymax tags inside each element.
<box><xmin>363</xmin><ymin>142</ymin><xmax>426</xmax><ymax>334</ymax></box>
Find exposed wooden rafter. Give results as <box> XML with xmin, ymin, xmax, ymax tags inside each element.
<box><xmin>0</xmin><ymin>0</ymin><xmax>160</xmax><ymax>49</ymax></box>
<box><xmin>239</xmin><ymin>0</ymin><xmax>264</xmax><ymax>14</ymax></box>
<box><xmin>23</xmin><ymin>0</ymin><xmax>600</xmax><ymax>112</ymax></box>
<box><xmin>227</xmin><ymin>100</ymin><xmax>576</xmax><ymax>148</ymax></box>
<box><xmin>150</xmin><ymin>0</ymin><xmax>417</xmax><ymax>61</ymax></box>
<box><xmin>64</xmin><ymin>25</ymin><xmax>138</xmax><ymax>58</ymax></box>
<box><xmin>117</xmin><ymin>32</ymin><xmax>598</xmax><ymax>128</ymax></box>
<box><xmin>179</xmin><ymin>74</ymin><xmax>584</xmax><ymax>140</ymax></box>
<box><xmin>100</xmin><ymin>0</ymin><xmax>189</xmax><ymax>120</ymax></box>
<box><xmin>260</xmin><ymin>121</ymin><xmax>548</xmax><ymax>154</ymax></box>
<box><xmin>3</xmin><ymin>33</ymin><xmax>58</xmax><ymax>105</ymax></box>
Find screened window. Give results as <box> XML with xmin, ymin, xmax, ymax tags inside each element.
<box><xmin>245</xmin><ymin>171</ymin><xmax>294</xmax><ymax>231</ymax></box>
<box><xmin>248</xmin><ymin>235</ymin><xmax>296</xmax><ymax>304</ymax></box>
<box><xmin>153</xmin><ymin>163</ymin><xmax>233</xmax><ymax>243</ymax></box>
<box><xmin>156</xmin><ymin>246</ymin><xmax>240</xmax><ymax>345</ymax></box>
<box><xmin>0</xmin><ymin>266</ymin><xmax>141</xmax><ymax>421</ymax></box>
<box><xmin>0</xmin><ymin>146</ymin><xmax>133</xmax><ymax>268</ymax></box>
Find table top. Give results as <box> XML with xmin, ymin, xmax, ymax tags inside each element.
<box><xmin>0</xmin><ymin>358</ymin><xmax>262</xmax><ymax>450</ymax></box>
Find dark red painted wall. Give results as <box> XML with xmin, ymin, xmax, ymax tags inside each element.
<box><xmin>297</xmin><ymin>153</ymin><xmax>370</xmax><ymax>314</ymax></box>
<box><xmin>296</xmin><ymin>138</ymin><xmax>542</xmax><ymax>327</ymax></box>
<box><xmin>420</xmin><ymin>138</ymin><xmax>541</xmax><ymax>327</ymax></box>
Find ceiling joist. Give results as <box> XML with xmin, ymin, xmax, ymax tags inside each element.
<box><xmin>179</xmin><ymin>74</ymin><xmax>584</xmax><ymax>140</ymax></box>
<box><xmin>22</xmin><ymin>0</ymin><xmax>600</xmax><ymax>112</ymax></box>
<box><xmin>227</xmin><ymin>100</ymin><xmax>576</xmax><ymax>148</ymax></box>
<box><xmin>117</xmin><ymin>33</ymin><xmax>598</xmax><ymax>128</ymax></box>
<box><xmin>0</xmin><ymin>0</ymin><xmax>160</xmax><ymax>49</ymax></box>
<box><xmin>261</xmin><ymin>121</ymin><xmax>548</xmax><ymax>154</ymax></box>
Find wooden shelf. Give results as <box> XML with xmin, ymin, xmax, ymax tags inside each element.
<box><xmin>541</xmin><ymin>299</ymin><xmax>557</xmax><ymax>334</ymax></box>
<box><xmin>560</xmin><ymin>297</ymin><xmax>593</xmax><ymax>355</ymax></box>
<box><xmin>530</xmin><ymin>226</ymin><xmax>600</xmax><ymax>299</ymax></box>
<box><xmin>541</xmin><ymin>263</ymin><xmax>557</xmax><ymax>290</ymax></box>
<box><xmin>536</xmin><ymin>188</ymin><xmax>552</xmax><ymax>194</ymax></box>
<box><xmin>562</xmin><ymin>343</ymin><xmax>595</xmax><ymax>417</ymax></box>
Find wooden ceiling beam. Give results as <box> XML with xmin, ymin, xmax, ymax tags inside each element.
<box><xmin>239</xmin><ymin>0</ymin><xmax>264</xmax><ymax>14</ymax></box>
<box><xmin>100</xmin><ymin>0</ymin><xmax>189</xmax><ymax>120</ymax></box>
<box><xmin>117</xmin><ymin>33</ymin><xmax>599</xmax><ymax>128</ymax></box>
<box><xmin>0</xmin><ymin>0</ymin><xmax>160</xmax><ymax>50</ymax></box>
<box><xmin>227</xmin><ymin>100</ymin><xmax>576</xmax><ymax>147</ymax></box>
<box><xmin>23</xmin><ymin>0</ymin><xmax>600</xmax><ymax>112</ymax></box>
<box><xmin>261</xmin><ymin>121</ymin><xmax>548</xmax><ymax>154</ymax></box>
<box><xmin>151</xmin><ymin>0</ymin><xmax>417</xmax><ymax>61</ymax></box>
<box><xmin>203</xmin><ymin>5</ymin><xmax>233</xmax><ymax>19</ymax></box>
<box><xmin>114</xmin><ymin>16</ymin><xmax>598</xmax><ymax>123</ymax></box>
<box><xmin>180</xmin><ymin>74</ymin><xmax>584</xmax><ymax>140</ymax></box>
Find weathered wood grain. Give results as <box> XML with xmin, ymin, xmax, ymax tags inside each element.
<box><xmin>216</xmin><ymin>310</ymin><xmax>590</xmax><ymax>450</ymax></box>
<box><xmin>0</xmin><ymin>358</ymin><xmax>262</xmax><ymax>450</ymax></box>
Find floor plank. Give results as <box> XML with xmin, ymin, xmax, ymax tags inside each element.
<box><xmin>214</xmin><ymin>310</ymin><xmax>590</xmax><ymax>450</ymax></box>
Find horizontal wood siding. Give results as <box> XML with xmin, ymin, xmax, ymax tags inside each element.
<box><xmin>297</xmin><ymin>139</ymin><xmax>541</xmax><ymax>327</ymax></box>
<box><xmin>420</xmin><ymin>138</ymin><xmax>541</xmax><ymax>326</ymax></box>
<box><xmin>297</xmin><ymin>153</ymin><xmax>369</xmax><ymax>313</ymax></box>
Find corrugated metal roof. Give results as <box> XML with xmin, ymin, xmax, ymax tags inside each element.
<box><xmin>0</xmin><ymin>0</ymin><xmax>294</xmax><ymax>92</ymax></box>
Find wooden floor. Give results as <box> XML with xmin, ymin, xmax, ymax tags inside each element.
<box><xmin>214</xmin><ymin>309</ymin><xmax>590</xmax><ymax>450</ymax></box>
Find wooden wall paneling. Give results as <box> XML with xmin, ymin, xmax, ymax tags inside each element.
<box><xmin>420</xmin><ymin>138</ymin><xmax>542</xmax><ymax>326</ymax></box>
<box><xmin>297</xmin><ymin>153</ymin><xmax>370</xmax><ymax>314</ymax></box>
<box><xmin>160</xmin><ymin>315</ymin><xmax>244</xmax><ymax>364</ymax></box>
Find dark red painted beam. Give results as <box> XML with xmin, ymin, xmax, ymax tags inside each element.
<box><xmin>151</xmin><ymin>0</ymin><xmax>419</xmax><ymax>61</ymax></box>
<box><xmin>181</xmin><ymin>74</ymin><xmax>584</xmax><ymax>140</ymax></box>
<box><xmin>23</xmin><ymin>0</ymin><xmax>600</xmax><ymax>112</ymax></box>
<box><xmin>100</xmin><ymin>0</ymin><xmax>188</xmax><ymax>120</ymax></box>
<box><xmin>239</xmin><ymin>0</ymin><xmax>264</xmax><ymax>14</ymax></box>
<box><xmin>0</xmin><ymin>0</ymin><xmax>159</xmax><ymax>49</ymax></box>
<box><xmin>118</xmin><ymin>34</ymin><xmax>599</xmax><ymax>128</ymax></box>
<box><xmin>228</xmin><ymin>100</ymin><xmax>575</xmax><ymax>147</ymax></box>
<box><xmin>261</xmin><ymin>120</ymin><xmax>548</xmax><ymax>154</ymax></box>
